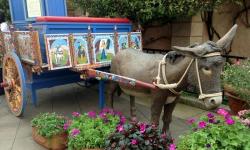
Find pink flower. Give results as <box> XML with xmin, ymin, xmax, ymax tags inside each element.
<box><xmin>99</xmin><ymin>112</ymin><xmax>107</xmax><ymax>119</ymax></box>
<box><xmin>72</xmin><ymin>112</ymin><xmax>80</xmax><ymax>117</ymax></box>
<box><xmin>131</xmin><ymin>139</ymin><xmax>138</xmax><ymax>145</ymax></box>
<box><xmin>217</xmin><ymin>108</ymin><xmax>229</xmax><ymax>117</ymax></box>
<box><xmin>238</xmin><ymin>110</ymin><xmax>248</xmax><ymax>117</ymax></box>
<box><xmin>71</xmin><ymin>128</ymin><xmax>80</xmax><ymax>137</ymax></box>
<box><xmin>207</xmin><ymin>113</ymin><xmax>214</xmax><ymax>118</ymax></box>
<box><xmin>120</xmin><ymin>116</ymin><xmax>126</xmax><ymax>124</ymax></box>
<box><xmin>198</xmin><ymin>121</ymin><xmax>207</xmax><ymax>129</ymax></box>
<box><xmin>139</xmin><ymin>123</ymin><xmax>146</xmax><ymax>134</ymax></box>
<box><xmin>187</xmin><ymin>118</ymin><xmax>196</xmax><ymax>124</ymax></box>
<box><xmin>87</xmin><ymin>111</ymin><xmax>96</xmax><ymax>118</ymax></box>
<box><xmin>63</xmin><ymin>122</ymin><xmax>69</xmax><ymax>130</ymax></box>
<box><xmin>169</xmin><ymin>144</ymin><xmax>176</xmax><ymax>150</ymax></box>
<box><xmin>117</xmin><ymin>125</ymin><xmax>124</xmax><ymax>132</ymax></box>
<box><xmin>226</xmin><ymin>117</ymin><xmax>235</xmax><ymax>125</ymax></box>
<box><xmin>161</xmin><ymin>133</ymin><xmax>167</xmax><ymax>139</ymax></box>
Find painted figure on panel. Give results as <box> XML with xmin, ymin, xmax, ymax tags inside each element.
<box><xmin>130</xmin><ymin>34</ymin><xmax>141</xmax><ymax>50</ymax></box>
<box><xmin>118</xmin><ymin>34</ymin><xmax>129</xmax><ymax>51</ymax></box>
<box><xmin>93</xmin><ymin>34</ymin><xmax>115</xmax><ymax>63</ymax></box>
<box><xmin>73</xmin><ymin>36</ymin><xmax>89</xmax><ymax>66</ymax></box>
<box><xmin>48</xmin><ymin>38</ymin><xmax>72</xmax><ymax>69</ymax></box>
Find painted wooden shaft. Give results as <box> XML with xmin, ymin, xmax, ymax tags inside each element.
<box><xmin>86</xmin><ymin>69</ymin><xmax>157</xmax><ymax>90</ymax></box>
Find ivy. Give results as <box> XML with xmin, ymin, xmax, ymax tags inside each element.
<box><xmin>72</xmin><ymin>0</ymin><xmax>244</xmax><ymax>26</ymax></box>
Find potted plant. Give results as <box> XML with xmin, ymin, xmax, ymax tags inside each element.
<box><xmin>238</xmin><ymin>109</ymin><xmax>250</xmax><ymax>128</ymax></box>
<box><xmin>177</xmin><ymin>108</ymin><xmax>250</xmax><ymax>150</ymax></box>
<box><xmin>31</xmin><ymin>112</ymin><xmax>67</xmax><ymax>150</ymax></box>
<box><xmin>65</xmin><ymin>108</ymin><xmax>126</xmax><ymax>150</ymax></box>
<box><xmin>223</xmin><ymin>60</ymin><xmax>250</xmax><ymax>114</ymax></box>
<box><xmin>105</xmin><ymin>120</ymin><xmax>175</xmax><ymax>150</ymax></box>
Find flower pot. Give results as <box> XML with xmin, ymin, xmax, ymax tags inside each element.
<box><xmin>225</xmin><ymin>92</ymin><xmax>250</xmax><ymax>115</ymax></box>
<box><xmin>32</xmin><ymin>127</ymin><xmax>67</xmax><ymax>150</ymax></box>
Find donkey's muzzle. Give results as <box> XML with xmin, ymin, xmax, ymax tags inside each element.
<box><xmin>204</xmin><ymin>96</ymin><xmax>222</xmax><ymax>109</ymax></box>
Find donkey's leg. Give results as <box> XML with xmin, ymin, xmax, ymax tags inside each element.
<box><xmin>151</xmin><ymin>95</ymin><xmax>167</xmax><ymax>125</ymax></box>
<box><xmin>162</xmin><ymin>96</ymin><xmax>179</xmax><ymax>137</ymax></box>
<box><xmin>130</xmin><ymin>95</ymin><xmax>136</xmax><ymax>119</ymax></box>
<box><xmin>106</xmin><ymin>81</ymin><xmax>118</xmax><ymax>108</ymax></box>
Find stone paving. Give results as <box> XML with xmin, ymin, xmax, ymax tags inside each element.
<box><xmin>0</xmin><ymin>83</ymin><xmax>209</xmax><ymax>150</ymax></box>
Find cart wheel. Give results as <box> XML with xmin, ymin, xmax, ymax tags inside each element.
<box><xmin>2</xmin><ymin>53</ymin><xmax>26</xmax><ymax>116</ymax></box>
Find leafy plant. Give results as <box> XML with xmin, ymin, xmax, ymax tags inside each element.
<box><xmin>31</xmin><ymin>112</ymin><xmax>66</xmax><ymax>138</ymax></box>
<box><xmin>65</xmin><ymin>108</ymin><xmax>125</xmax><ymax>149</ymax></box>
<box><xmin>223</xmin><ymin>60</ymin><xmax>250</xmax><ymax>104</ymax></box>
<box><xmin>105</xmin><ymin>120</ymin><xmax>175</xmax><ymax>150</ymax></box>
<box><xmin>72</xmin><ymin>0</ymin><xmax>243</xmax><ymax>26</ymax></box>
<box><xmin>177</xmin><ymin>108</ymin><xmax>250</xmax><ymax>150</ymax></box>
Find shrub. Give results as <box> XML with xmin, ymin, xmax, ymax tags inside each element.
<box><xmin>177</xmin><ymin>108</ymin><xmax>250</xmax><ymax>150</ymax></box>
<box><xmin>105</xmin><ymin>120</ymin><xmax>175</xmax><ymax>150</ymax></box>
<box><xmin>31</xmin><ymin>112</ymin><xmax>66</xmax><ymax>138</ymax></box>
<box><xmin>66</xmin><ymin>108</ymin><xmax>125</xmax><ymax>149</ymax></box>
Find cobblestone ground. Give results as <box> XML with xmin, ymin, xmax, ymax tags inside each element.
<box><xmin>0</xmin><ymin>83</ymin><xmax>208</xmax><ymax>150</ymax></box>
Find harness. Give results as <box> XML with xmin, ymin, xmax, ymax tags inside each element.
<box><xmin>153</xmin><ymin>52</ymin><xmax>222</xmax><ymax>99</ymax></box>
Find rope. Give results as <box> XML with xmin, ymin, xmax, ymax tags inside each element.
<box><xmin>153</xmin><ymin>51</ymin><xmax>222</xmax><ymax>99</ymax></box>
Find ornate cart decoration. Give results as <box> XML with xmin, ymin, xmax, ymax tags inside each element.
<box><xmin>45</xmin><ymin>34</ymin><xmax>72</xmax><ymax>70</ymax></box>
<box><xmin>130</xmin><ymin>32</ymin><xmax>142</xmax><ymax>51</ymax></box>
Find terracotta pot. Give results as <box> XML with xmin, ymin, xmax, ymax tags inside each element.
<box><xmin>32</xmin><ymin>127</ymin><xmax>67</xmax><ymax>150</ymax></box>
<box><xmin>225</xmin><ymin>92</ymin><xmax>250</xmax><ymax>115</ymax></box>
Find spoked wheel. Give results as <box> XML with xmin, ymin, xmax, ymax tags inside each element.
<box><xmin>2</xmin><ymin>53</ymin><xmax>26</xmax><ymax>116</ymax></box>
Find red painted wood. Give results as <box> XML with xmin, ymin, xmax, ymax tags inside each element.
<box><xmin>36</xmin><ymin>16</ymin><xmax>131</xmax><ymax>23</ymax></box>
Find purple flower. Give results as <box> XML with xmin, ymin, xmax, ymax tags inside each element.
<box><xmin>131</xmin><ymin>139</ymin><xmax>138</xmax><ymax>145</ymax></box>
<box><xmin>120</xmin><ymin>116</ymin><xmax>126</xmax><ymax>124</ymax></box>
<box><xmin>207</xmin><ymin>113</ymin><xmax>214</xmax><ymax>118</ymax></box>
<box><xmin>217</xmin><ymin>108</ymin><xmax>229</xmax><ymax>117</ymax></box>
<box><xmin>187</xmin><ymin>118</ymin><xmax>196</xmax><ymax>124</ymax></box>
<box><xmin>71</xmin><ymin>128</ymin><xmax>80</xmax><ymax>137</ymax></box>
<box><xmin>226</xmin><ymin>117</ymin><xmax>235</xmax><ymax>125</ymax></box>
<box><xmin>99</xmin><ymin>112</ymin><xmax>107</xmax><ymax>119</ymax></box>
<box><xmin>208</xmin><ymin>118</ymin><xmax>215</xmax><ymax>124</ymax></box>
<box><xmin>72</xmin><ymin>112</ymin><xmax>80</xmax><ymax>117</ymax></box>
<box><xmin>161</xmin><ymin>133</ymin><xmax>167</xmax><ymax>139</ymax></box>
<box><xmin>87</xmin><ymin>111</ymin><xmax>96</xmax><ymax>118</ymax></box>
<box><xmin>206</xmin><ymin>144</ymin><xmax>211</xmax><ymax>148</ymax></box>
<box><xmin>198</xmin><ymin>121</ymin><xmax>207</xmax><ymax>129</ymax></box>
<box><xmin>117</xmin><ymin>125</ymin><xmax>124</xmax><ymax>132</ymax></box>
<box><xmin>114</xmin><ymin>111</ymin><xmax>122</xmax><ymax>116</ymax></box>
<box><xmin>63</xmin><ymin>122</ymin><xmax>69</xmax><ymax>130</ymax></box>
<box><xmin>139</xmin><ymin>123</ymin><xmax>146</xmax><ymax>134</ymax></box>
<box><xmin>169</xmin><ymin>144</ymin><xmax>176</xmax><ymax>150</ymax></box>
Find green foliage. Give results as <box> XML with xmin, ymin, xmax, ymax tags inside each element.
<box><xmin>223</xmin><ymin>60</ymin><xmax>250</xmax><ymax>103</ymax></box>
<box><xmin>67</xmin><ymin>109</ymin><xmax>123</xmax><ymax>149</ymax></box>
<box><xmin>177</xmin><ymin>110</ymin><xmax>250</xmax><ymax>150</ymax></box>
<box><xmin>72</xmin><ymin>0</ymin><xmax>243</xmax><ymax>26</ymax></box>
<box><xmin>0</xmin><ymin>0</ymin><xmax>11</xmax><ymax>21</ymax></box>
<box><xmin>105</xmin><ymin>121</ymin><xmax>173</xmax><ymax>149</ymax></box>
<box><xmin>31</xmin><ymin>113</ymin><xmax>66</xmax><ymax>138</ymax></box>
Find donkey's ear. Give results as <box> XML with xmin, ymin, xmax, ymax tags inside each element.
<box><xmin>216</xmin><ymin>24</ymin><xmax>238</xmax><ymax>50</ymax></box>
<box><xmin>172</xmin><ymin>45</ymin><xmax>206</xmax><ymax>57</ymax></box>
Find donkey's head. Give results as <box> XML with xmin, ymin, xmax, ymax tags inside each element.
<box><xmin>172</xmin><ymin>25</ymin><xmax>238</xmax><ymax>109</ymax></box>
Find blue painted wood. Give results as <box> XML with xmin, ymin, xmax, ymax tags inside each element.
<box><xmin>99</xmin><ymin>80</ymin><xmax>105</xmax><ymax>109</ymax></box>
<box><xmin>9</xmin><ymin>0</ymin><xmax>26</xmax><ymax>23</ymax></box>
<box><xmin>44</xmin><ymin>0</ymin><xmax>67</xmax><ymax>16</ymax></box>
<box><xmin>8</xmin><ymin>52</ymin><xmax>27</xmax><ymax>116</ymax></box>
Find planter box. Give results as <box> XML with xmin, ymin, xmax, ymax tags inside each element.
<box><xmin>32</xmin><ymin>127</ymin><xmax>67</xmax><ymax>150</ymax></box>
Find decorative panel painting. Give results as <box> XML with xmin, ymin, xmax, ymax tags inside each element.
<box><xmin>92</xmin><ymin>33</ymin><xmax>115</xmax><ymax>65</ymax></box>
<box><xmin>72</xmin><ymin>34</ymin><xmax>90</xmax><ymax>67</ymax></box>
<box><xmin>130</xmin><ymin>32</ymin><xmax>142</xmax><ymax>51</ymax></box>
<box><xmin>117</xmin><ymin>33</ymin><xmax>129</xmax><ymax>51</ymax></box>
<box><xmin>2</xmin><ymin>32</ymin><xmax>15</xmax><ymax>53</ymax></box>
<box><xmin>15</xmin><ymin>31</ymin><xmax>41</xmax><ymax>65</ymax></box>
<box><xmin>45</xmin><ymin>34</ymin><xmax>72</xmax><ymax>70</ymax></box>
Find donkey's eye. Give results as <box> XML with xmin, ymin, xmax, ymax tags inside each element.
<box><xmin>202</xmin><ymin>67</ymin><xmax>212</xmax><ymax>75</ymax></box>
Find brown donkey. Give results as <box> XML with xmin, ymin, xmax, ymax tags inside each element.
<box><xmin>107</xmin><ymin>25</ymin><xmax>238</xmax><ymax>136</ymax></box>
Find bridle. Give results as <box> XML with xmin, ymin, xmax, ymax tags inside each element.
<box><xmin>153</xmin><ymin>52</ymin><xmax>222</xmax><ymax>99</ymax></box>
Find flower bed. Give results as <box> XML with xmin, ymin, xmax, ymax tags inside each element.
<box><xmin>65</xmin><ymin>108</ymin><xmax>126</xmax><ymax>150</ymax></box>
<box><xmin>177</xmin><ymin>108</ymin><xmax>250</xmax><ymax>149</ymax></box>
<box><xmin>105</xmin><ymin>119</ymin><xmax>175</xmax><ymax>150</ymax></box>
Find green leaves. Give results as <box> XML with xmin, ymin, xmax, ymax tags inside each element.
<box><xmin>31</xmin><ymin>113</ymin><xmax>66</xmax><ymax>138</ymax></box>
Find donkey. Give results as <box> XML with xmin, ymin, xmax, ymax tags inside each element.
<box><xmin>107</xmin><ymin>25</ymin><xmax>238</xmax><ymax>135</ymax></box>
